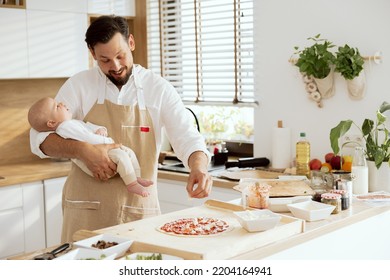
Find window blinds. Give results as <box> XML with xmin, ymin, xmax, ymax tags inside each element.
<box><xmin>147</xmin><ymin>0</ymin><xmax>255</xmax><ymax>105</ymax></box>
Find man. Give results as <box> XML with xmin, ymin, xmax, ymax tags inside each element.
<box><xmin>30</xmin><ymin>15</ymin><xmax>212</xmax><ymax>242</ymax></box>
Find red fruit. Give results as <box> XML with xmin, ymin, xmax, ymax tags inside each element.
<box><xmin>325</xmin><ymin>152</ymin><xmax>335</xmax><ymax>163</ymax></box>
<box><xmin>309</xmin><ymin>158</ymin><xmax>322</xmax><ymax>170</ymax></box>
<box><xmin>330</xmin><ymin>155</ymin><xmax>341</xmax><ymax>170</ymax></box>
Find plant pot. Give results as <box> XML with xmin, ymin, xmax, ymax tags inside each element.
<box><xmin>313</xmin><ymin>68</ymin><xmax>335</xmax><ymax>99</ymax></box>
<box><xmin>346</xmin><ymin>70</ymin><xmax>366</xmax><ymax>100</ymax></box>
<box><xmin>367</xmin><ymin>160</ymin><xmax>390</xmax><ymax>192</ymax></box>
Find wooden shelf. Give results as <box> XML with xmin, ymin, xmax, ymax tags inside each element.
<box><xmin>0</xmin><ymin>0</ymin><xmax>25</xmax><ymax>9</ymax></box>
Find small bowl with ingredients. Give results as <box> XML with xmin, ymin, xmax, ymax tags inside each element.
<box><xmin>73</xmin><ymin>234</ymin><xmax>133</xmax><ymax>258</ymax></box>
<box><xmin>287</xmin><ymin>200</ymin><xmax>335</xmax><ymax>222</ymax></box>
<box><xmin>233</xmin><ymin>209</ymin><xmax>281</xmax><ymax>232</ymax></box>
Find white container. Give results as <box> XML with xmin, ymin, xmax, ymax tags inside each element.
<box><xmin>367</xmin><ymin>160</ymin><xmax>390</xmax><ymax>192</ymax></box>
<box><xmin>352</xmin><ymin>165</ymin><xmax>369</xmax><ymax>194</ymax></box>
<box><xmin>351</xmin><ymin>146</ymin><xmax>369</xmax><ymax>194</ymax></box>
<box><xmin>287</xmin><ymin>200</ymin><xmax>335</xmax><ymax>222</ymax></box>
<box><xmin>55</xmin><ymin>248</ymin><xmax>117</xmax><ymax>260</ymax></box>
<box><xmin>269</xmin><ymin>196</ymin><xmax>312</xmax><ymax>213</ymax></box>
<box><xmin>233</xmin><ymin>209</ymin><xmax>281</xmax><ymax>232</ymax></box>
<box><xmin>73</xmin><ymin>234</ymin><xmax>133</xmax><ymax>258</ymax></box>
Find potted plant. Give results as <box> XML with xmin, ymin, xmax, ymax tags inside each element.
<box><xmin>294</xmin><ymin>34</ymin><xmax>336</xmax><ymax>99</ymax></box>
<box><xmin>334</xmin><ymin>44</ymin><xmax>366</xmax><ymax>100</ymax></box>
<box><xmin>329</xmin><ymin>101</ymin><xmax>390</xmax><ymax>192</ymax></box>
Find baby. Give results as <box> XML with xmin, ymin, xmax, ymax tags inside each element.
<box><xmin>28</xmin><ymin>97</ymin><xmax>152</xmax><ymax>197</ymax></box>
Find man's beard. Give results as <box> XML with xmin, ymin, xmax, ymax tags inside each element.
<box><xmin>106</xmin><ymin>67</ymin><xmax>131</xmax><ymax>87</ymax></box>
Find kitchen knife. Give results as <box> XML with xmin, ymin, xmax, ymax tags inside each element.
<box><xmin>33</xmin><ymin>243</ymin><xmax>70</xmax><ymax>260</ymax></box>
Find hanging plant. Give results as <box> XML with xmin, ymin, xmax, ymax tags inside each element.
<box><xmin>334</xmin><ymin>44</ymin><xmax>364</xmax><ymax>80</ymax></box>
<box><xmin>293</xmin><ymin>34</ymin><xmax>336</xmax><ymax>79</ymax></box>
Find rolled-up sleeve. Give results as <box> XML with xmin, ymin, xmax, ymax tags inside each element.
<box><xmin>29</xmin><ymin>128</ymin><xmax>54</xmax><ymax>159</ymax></box>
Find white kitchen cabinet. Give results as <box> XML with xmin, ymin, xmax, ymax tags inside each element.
<box><xmin>0</xmin><ymin>8</ymin><xmax>29</xmax><ymax>78</ymax></box>
<box><xmin>87</xmin><ymin>0</ymin><xmax>135</xmax><ymax>16</ymax></box>
<box><xmin>43</xmin><ymin>177</ymin><xmax>66</xmax><ymax>247</ymax></box>
<box><xmin>0</xmin><ymin>182</ymin><xmax>45</xmax><ymax>259</ymax></box>
<box><xmin>27</xmin><ymin>0</ymin><xmax>88</xmax><ymax>13</ymax></box>
<box><xmin>157</xmin><ymin>178</ymin><xmax>240</xmax><ymax>214</ymax></box>
<box><xmin>26</xmin><ymin>10</ymin><xmax>89</xmax><ymax>78</ymax></box>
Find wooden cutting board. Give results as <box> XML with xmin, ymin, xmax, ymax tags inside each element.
<box><xmin>233</xmin><ymin>179</ymin><xmax>315</xmax><ymax>197</ymax></box>
<box><xmin>218</xmin><ymin>169</ymin><xmax>284</xmax><ymax>180</ymax></box>
<box><xmin>71</xmin><ymin>201</ymin><xmax>304</xmax><ymax>260</ymax></box>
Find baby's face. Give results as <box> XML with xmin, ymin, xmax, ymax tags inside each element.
<box><xmin>45</xmin><ymin>98</ymin><xmax>72</xmax><ymax>123</ymax></box>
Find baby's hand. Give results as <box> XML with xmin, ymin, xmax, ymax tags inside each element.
<box><xmin>95</xmin><ymin>127</ymin><xmax>108</xmax><ymax>137</ymax></box>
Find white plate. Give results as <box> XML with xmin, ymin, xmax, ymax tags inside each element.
<box><xmin>73</xmin><ymin>234</ymin><xmax>133</xmax><ymax>257</ymax></box>
<box><xmin>55</xmin><ymin>248</ymin><xmax>117</xmax><ymax>260</ymax></box>
<box><xmin>122</xmin><ymin>252</ymin><xmax>183</xmax><ymax>260</ymax></box>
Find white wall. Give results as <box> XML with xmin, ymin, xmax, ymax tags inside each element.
<box><xmin>253</xmin><ymin>0</ymin><xmax>390</xmax><ymax>164</ymax></box>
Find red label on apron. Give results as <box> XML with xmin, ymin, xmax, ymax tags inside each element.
<box><xmin>140</xmin><ymin>126</ymin><xmax>150</xmax><ymax>132</ymax></box>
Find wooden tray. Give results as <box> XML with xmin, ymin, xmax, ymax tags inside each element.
<box><xmin>74</xmin><ymin>200</ymin><xmax>305</xmax><ymax>260</ymax></box>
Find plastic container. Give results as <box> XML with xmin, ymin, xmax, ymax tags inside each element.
<box><xmin>296</xmin><ymin>132</ymin><xmax>310</xmax><ymax>178</ymax></box>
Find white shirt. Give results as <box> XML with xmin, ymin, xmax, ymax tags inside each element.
<box><xmin>56</xmin><ymin>120</ymin><xmax>113</xmax><ymax>145</ymax></box>
<box><xmin>30</xmin><ymin>65</ymin><xmax>210</xmax><ymax>168</ymax></box>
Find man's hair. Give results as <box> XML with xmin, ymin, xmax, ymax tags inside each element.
<box><xmin>85</xmin><ymin>15</ymin><xmax>130</xmax><ymax>50</ymax></box>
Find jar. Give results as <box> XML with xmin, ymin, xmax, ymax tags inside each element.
<box><xmin>241</xmin><ymin>181</ymin><xmax>272</xmax><ymax>209</ymax></box>
<box><xmin>321</xmin><ymin>192</ymin><xmax>341</xmax><ymax>214</ymax></box>
<box><xmin>331</xmin><ymin>189</ymin><xmax>349</xmax><ymax>210</ymax></box>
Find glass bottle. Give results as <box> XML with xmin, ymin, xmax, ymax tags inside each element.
<box><xmin>296</xmin><ymin>132</ymin><xmax>310</xmax><ymax>177</ymax></box>
<box><xmin>351</xmin><ymin>146</ymin><xmax>368</xmax><ymax>194</ymax></box>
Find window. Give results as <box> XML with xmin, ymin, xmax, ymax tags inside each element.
<box><xmin>147</xmin><ymin>0</ymin><xmax>255</xmax><ymax>143</ymax></box>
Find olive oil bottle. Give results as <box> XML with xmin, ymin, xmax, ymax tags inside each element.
<box><xmin>296</xmin><ymin>132</ymin><xmax>310</xmax><ymax>177</ymax></box>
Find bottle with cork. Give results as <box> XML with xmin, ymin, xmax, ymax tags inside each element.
<box><xmin>296</xmin><ymin>132</ymin><xmax>311</xmax><ymax>178</ymax></box>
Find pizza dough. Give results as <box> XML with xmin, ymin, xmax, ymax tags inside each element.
<box><xmin>157</xmin><ymin>217</ymin><xmax>232</xmax><ymax>237</ymax></box>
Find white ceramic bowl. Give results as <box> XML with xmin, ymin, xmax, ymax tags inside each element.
<box><xmin>233</xmin><ymin>209</ymin><xmax>281</xmax><ymax>232</ymax></box>
<box><xmin>55</xmin><ymin>248</ymin><xmax>117</xmax><ymax>260</ymax></box>
<box><xmin>122</xmin><ymin>252</ymin><xmax>183</xmax><ymax>260</ymax></box>
<box><xmin>269</xmin><ymin>196</ymin><xmax>313</xmax><ymax>212</ymax></box>
<box><xmin>287</xmin><ymin>200</ymin><xmax>335</xmax><ymax>222</ymax></box>
<box><xmin>73</xmin><ymin>234</ymin><xmax>133</xmax><ymax>257</ymax></box>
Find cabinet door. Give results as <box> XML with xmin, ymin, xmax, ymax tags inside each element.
<box><xmin>26</xmin><ymin>0</ymin><xmax>87</xmax><ymax>13</ymax></box>
<box><xmin>0</xmin><ymin>185</ymin><xmax>24</xmax><ymax>259</ymax></box>
<box><xmin>43</xmin><ymin>177</ymin><xmax>67</xmax><ymax>247</ymax></box>
<box><xmin>22</xmin><ymin>181</ymin><xmax>46</xmax><ymax>253</ymax></box>
<box><xmin>157</xmin><ymin>179</ymin><xmax>240</xmax><ymax>214</ymax></box>
<box><xmin>0</xmin><ymin>8</ymin><xmax>29</xmax><ymax>78</ymax></box>
<box><xmin>26</xmin><ymin>10</ymin><xmax>88</xmax><ymax>77</ymax></box>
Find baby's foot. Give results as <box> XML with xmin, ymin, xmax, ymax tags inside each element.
<box><xmin>137</xmin><ymin>177</ymin><xmax>153</xmax><ymax>187</ymax></box>
<box><xmin>127</xmin><ymin>182</ymin><xmax>150</xmax><ymax>197</ymax></box>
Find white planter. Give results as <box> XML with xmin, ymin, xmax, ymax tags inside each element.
<box><xmin>313</xmin><ymin>68</ymin><xmax>335</xmax><ymax>99</ymax></box>
<box><xmin>367</xmin><ymin>160</ymin><xmax>390</xmax><ymax>192</ymax></box>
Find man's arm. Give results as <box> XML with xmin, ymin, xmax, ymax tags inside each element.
<box><xmin>186</xmin><ymin>151</ymin><xmax>213</xmax><ymax>198</ymax></box>
<box><xmin>41</xmin><ymin>133</ymin><xmax>119</xmax><ymax>180</ymax></box>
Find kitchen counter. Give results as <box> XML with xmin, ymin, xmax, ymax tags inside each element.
<box><xmin>0</xmin><ymin>160</ymin><xmax>237</xmax><ymax>190</ymax></box>
<box><xmin>0</xmin><ymin>160</ymin><xmax>72</xmax><ymax>187</ymax></box>
<box><xmin>10</xmin><ymin>197</ymin><xmax>390</xmax><ymax>260</ymax></box>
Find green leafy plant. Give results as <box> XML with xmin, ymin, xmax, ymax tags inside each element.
<box><xmin>329</xmin><ymin>101</ymin><xmax>390</xmax><ymax>169</ymax></box>
<box><xmin>334</xmin><ymin>44</ymin><xmax>364</xmax><ymax>80</ymax></box>
<box><xmin>293</xmin><ymin>34</ymin><xmax>336</xmax><ymax>79</ymax></box>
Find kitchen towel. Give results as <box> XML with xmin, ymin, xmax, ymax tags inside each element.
<box><xmin>271</xmin><ymin>121</ymin><xmax>291</xmax><ymax>169</ymax></box>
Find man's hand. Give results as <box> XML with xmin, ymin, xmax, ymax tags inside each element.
<box><xmin>79</xmin><ymin>143</ymin><xmax>120</xmax><ymax>181</ymax></box>
<box><xmin>186</xmin><ymin>151</ymin><xmax>213</xmax><ymax>198</ymax></box>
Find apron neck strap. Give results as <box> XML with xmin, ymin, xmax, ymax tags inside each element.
<box><xmin>133</xmin><ymin>65</ymin><xmax>146</xmax><ymax>111</ymax></box>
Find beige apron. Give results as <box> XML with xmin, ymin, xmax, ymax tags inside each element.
<box><xmin>61</xmin><ymin>67</ymin><xmax>160</xmax><ymax>242</ymax></box>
